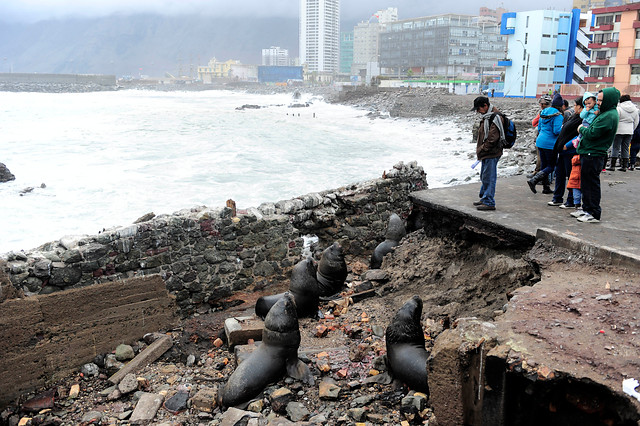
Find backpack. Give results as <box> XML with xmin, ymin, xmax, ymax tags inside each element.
<box><xmin>490</xmin><ymin>112</ymin><xmax>517</xmax><ymax>149</ymax></box>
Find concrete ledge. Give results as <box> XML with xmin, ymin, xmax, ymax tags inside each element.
<box><xmin>536</xmin><ymin>228</ymin><xmax>640</xmax><ymax>270</ymax></box>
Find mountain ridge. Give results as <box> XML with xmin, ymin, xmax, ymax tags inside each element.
<box><xmin>0</xmin><ymin>14</ymin><xmax>300</xmax><ymax>77</ymax></box>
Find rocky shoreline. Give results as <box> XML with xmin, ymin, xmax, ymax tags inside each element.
<box><xmin>2</xmin><ymin>86</ymin><xmax>639</xmax><ymax>426</ymax></box>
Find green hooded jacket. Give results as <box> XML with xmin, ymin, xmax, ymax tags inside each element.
<box><xmin>577</xmin><ymin>87</ymin><xmax>620</xmax><ymax>156</ymax></box>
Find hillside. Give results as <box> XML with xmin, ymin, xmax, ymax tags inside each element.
<box><xmin>0</xmin><ymin>14</ymin><xmax>299</xmax><ymax>77</ymax></box>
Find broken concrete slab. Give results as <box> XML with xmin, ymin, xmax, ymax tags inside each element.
<box><xmin>129</xmin><ymin>392</ymin><xmax>164</xmax><ymax>424</ymax></box>
<box><xmin>224</xmin><ymin>316</ymin><xmax>263</xmax><ymax>348</ymax></box>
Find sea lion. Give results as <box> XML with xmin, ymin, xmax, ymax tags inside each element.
<box><xmin>255</xmin><ymin>257</ymin><xmax>320</xmax><ymax>319</ymax></box>
<box><xmin>371</xmin><ymin>213</ymin><xmax>406</xmax><ymax>269</ymax></box>
<box><xmin>219</xmin><ymin>292</ymin><xmax>301</xmax><ymax>407</ymax></box>
<box><xmin>385</xmin><ymin>295</ymin><xmax>429</xmax><ymax>395</ymax></box>
<box><xmin>316</xmin><ymin>242</ymin><xmax>348</xmax><ymax>297</ymax></box>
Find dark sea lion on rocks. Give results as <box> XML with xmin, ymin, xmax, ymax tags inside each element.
<box><xmin>219</xmin><ymin>292</ymin><xmax>301</xmax><ymax>407</ymax></box>
<box><xmin>371</xmin><ymin>213</ymin><xmax>406</xmax><ymax>269</ymax></box>
<box><xmin>316</xmin><ymin>242</ymin><xmax>348</xmax><ymax>297</ymax></box>
<box><xmin>385</xmin><ymin>295</ymin><xmax>429</xmax><ymax>395</ymax></box>
<box><xmin>255</xmin><ymin>257</ymin><xmax>320</xmax><ymax>319</ymax></box>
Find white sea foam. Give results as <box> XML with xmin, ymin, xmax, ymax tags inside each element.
<box><xmin>0</xmin><ymin>90</ymin><xmax>478</xmax><ymax>253</ymax></box>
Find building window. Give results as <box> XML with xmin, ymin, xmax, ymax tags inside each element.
<box><xmin>612</xmin><ymin>32</ymin><xmax>619</xmax><ymax>42</ymax></box>
<box><xmin>637</xmin><ymin>29</ymin><xmax>640</xmax><ymax>39</ymax></box>
<box><xmin>526</xmin><ymin>16</ymin><xmax>529</xmax><ymax>28</ymax></box>
<box><xmin>523</xmin><ymin>49</ymin><xmax>527</xmax><ymax>60</ymax></box>
<box><xmin>521</xmin><ymin>81</ymin><xmax>524</xmax><ymax>92</ymax></box>
<box><xmin>635</xmin><ymin>49</ymin><xmax>640</xmax><ymax>59</ymax></box>
<box><xmin>632</xmin><ymin>65</ymin><xmax>640</xmax><ymax>75</ymax></box>
<box><xmin>608</xmin><ymin>67</ymin><xmax>615</xmax><ymax>77</ymax></box>
<box><xmin>615</xmin><ymin>14</ymin><xmax>621</xmax><ymax>22</ymax></box>
<box><xmin>525</xmin><ymin>33</ymin><xmax>528</xmax><ymax>44</ymax></box>
<box><xmin>522</xmin><ymin>65</ymin><xmax>526</xmax><ymax>76</ymax></box>
<box><xmin>542</xmin><ymin>34</ymin><xmax>551</xmax><ymax>38</ymax></box>
<box><xmin>596</xmin><ymin>15</ymin><xmax>614</xmax><ymax>26</ymax></box>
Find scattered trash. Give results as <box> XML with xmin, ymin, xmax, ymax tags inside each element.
<box><xmin>623</xmin><ymin>378</ymin><xmax>640</xmax><ymax>402</ymax></box>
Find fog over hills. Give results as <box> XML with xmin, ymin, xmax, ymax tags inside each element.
<box><xmin>0</xmin><ymin>14</ymin><xmax>300</xmax><ymax>77</ymax></box>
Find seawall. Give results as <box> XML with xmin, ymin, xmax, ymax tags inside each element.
<box><xmin>2</xmin><ymin>162</ymin><xmax>426</xmax><ymax>318</ymax></box>
<box><xmin>0</xmin><ymin>72</ymin><xmax>116</xmax><ymax>92</ymax></box>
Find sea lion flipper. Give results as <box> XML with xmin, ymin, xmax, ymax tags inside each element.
<box><xmin>286</xmin><ymin>357</ymin><xmax>315</xmax><ymax>385</ymax></box>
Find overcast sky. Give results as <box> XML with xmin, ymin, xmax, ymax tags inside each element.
<box><xmin>1</xmin><ymin>0</ymin><xmax>575</xmax><ymax>23</ymax></box>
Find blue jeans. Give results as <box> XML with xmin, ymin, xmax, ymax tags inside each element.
<box><xmin>479</xmin><ymin>156</ymin><xmax>500</xmax><ymax>207</ymax></box>
<box><xmin>580</xmin><ymin>155</ymin><xmax>605</xmax><ymax>220</ymax></box>
<box><xmin>538</xmin><ymin>147</ymin><xmax>557</xmax><ymax>176</ymax></box>
<box><xmin>552</xmin><ymin>153</ymin><xmax>574</xmax><ymax>204</ymax></box>
<box><xmin>572</xmin><ymin>188</ymin><xmax>582</xmax><ymax>206</ymax></box>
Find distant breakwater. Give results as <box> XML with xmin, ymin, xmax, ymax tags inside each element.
<box><xmin>2</xmin><ymin>162</ymin><xmax>426</xmax><ymax>317</ymax></box>
<box><xmin>0</xmin><ymin>72</ymin><xmax>117</xmax><ymax>93</ymax></box>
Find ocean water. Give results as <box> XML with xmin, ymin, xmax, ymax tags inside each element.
<box><xmin>0</xmin><ymin>90</ymin><xmax>477</xmax><ymax>254</ymax></box>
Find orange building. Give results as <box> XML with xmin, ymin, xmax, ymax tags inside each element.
<box><xmin>587</xmin><ymin>2</ymin><xmax>640</xmax><ymax>91</ymax></box>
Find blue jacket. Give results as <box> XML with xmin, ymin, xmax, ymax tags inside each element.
<box><xmin>536</xmin><ymin>107</ymin><xmax>563</xmax><ymax>150</ymax></box>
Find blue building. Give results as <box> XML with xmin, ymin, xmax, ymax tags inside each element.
<box><xmin>500</xmin><ymin>9</ymin><xmax>590</xmax><ymax>98</ymax></box>
<box><xmin>257</xmin><ymin>66</ymin><xmax>304</xmax><ymax>84</ymax></box>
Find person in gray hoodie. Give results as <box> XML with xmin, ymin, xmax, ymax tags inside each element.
<box><xmin>610</xmin><ymin>94</ymin><xmax>639</xmax><ymax>171</ymax></box>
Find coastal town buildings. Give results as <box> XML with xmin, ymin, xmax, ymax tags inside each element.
<box><xmin>586</xmin><ymin>2</ymin><xmax>640</xmax><ymax>90</ymax></box>
<box><xmin>261</xmin><ymin>46</ymin><xmax>291</xmax><ymax>67</ymax></box>
<box><xmin>573</xmin><ymin>0</ymin><xmax>633</xmax><ymax>13</ymax></box>
<box><xmin>351</xmin><ymin>8</ymin><xmax>398</xmax><ymax>83</ymax></box>
<box><xmin>299</xmin><ymin>0</ymin><xmax>340</xmax><ymax>73</ymax></box>
<box><xmin>500</xmin><ymin>9</ymin><xmax>591</xmax><ymax>97</ymax></box>
<box><xmin>197</xmin><ymin>58</ymin><xmax>241</xmax><ymax>83</ymax></box>
<box><xmin>378</xmin><ymin>14</ymin><xmax>506</xmax><ymax>79</ymax></box>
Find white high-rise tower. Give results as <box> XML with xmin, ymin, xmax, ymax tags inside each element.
<box><xmin>299</xmin><ymin>0</ymin><xmax>340</xmax><ymax>73</ymax></box>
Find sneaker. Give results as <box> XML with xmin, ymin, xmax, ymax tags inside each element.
<box><xmin>473</xmin><ymin>200</ymin><xmax>484</xmax><ymax>206</ymax></box>
<box><xmin>559</xmin><ymin>203</ymin><xmax>575</xmax><ymax>209</ymax></box>
<box><xmin>570</xmin><ymin>209</ymin><xmax>586</xmax><ymax>218</ymax></box>
<box><xmin>476</xmin><ymin>203</ymin><xmax>496</xmax><ymax>211</ymax></box>
<box><xmin>547</xmin><ymin>201</ymin><xmax>563</xmax><ymax>206</ymax></box>
<box><xmin>577</xmin><ymin>213</ymin><xmax>600</xmax><ymax>223</ymax></box>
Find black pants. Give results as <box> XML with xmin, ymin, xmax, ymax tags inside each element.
<box><xmin>553</xmin><ymin>153</ymin><xmax>574</xmax><ymax>204</ymax></box>
<box><xmin>580</xmin><ymin>155</ymin><xmax>606</xmax><ymax>220</ymax></box>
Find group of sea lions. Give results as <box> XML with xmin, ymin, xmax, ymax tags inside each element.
<box><xmin>218</xmin><ymin>214</ymin><xmax>429</xmax><ymax>408</ymax></box>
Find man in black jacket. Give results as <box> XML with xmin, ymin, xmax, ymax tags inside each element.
<box><xmin>548</xmin><ymin>97</ymin><xmax>584</xmax><ymax>208</ymax></box>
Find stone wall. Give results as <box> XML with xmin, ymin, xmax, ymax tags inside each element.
<box><xmin>2</xmin><ymin>162</ymin><xmax>427</xmax><ymax>317</ymax></box>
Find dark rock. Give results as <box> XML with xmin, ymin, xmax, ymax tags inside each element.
<box><xmin>0</xmin><ymin>163</ymin><xmax>15</xmax><ymax>182</ymax></box>
<box><xmin>163</xmin><ymin>390</ymin><xmax>189</xmax><ymax>414</ymax></box>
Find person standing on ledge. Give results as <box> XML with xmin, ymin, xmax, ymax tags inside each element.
<box><xmin>471</xmin><ymin>96</ymin><xmax>503</xmax><ymax>211</ymax></box>
<box><xmin>576</xmin><ymin>87</ymin><xmax>620</xmax><ymax>223</ymax></box>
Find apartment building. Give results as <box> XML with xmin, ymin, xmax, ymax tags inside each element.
<box><xmin>262</xmin><ymin>47</ymin><xmax>291</xmax><ymax>67</ymax></box>
<box><xmin>500</xmin><ymin>9</ymin><xmax>588</xmax><ymax>97</ymax></box>
<box><xmin>339</xmin><ymin>32</ymin><xmax>354</xmax><ymax>74</ymax></box>
<box><xmin>378</xmin><ymin>14</ymin><xmax>505</xmax><ymax>77</ymax></box>
<box><xmin>587</xmin><ymin>2</ymin><xmax>640</xmax><ymax>88</ymax></box>
<box><xmin>299</xmin><ymin>0</ymin><xmax>341</xmax><ymax>73</ymax></box>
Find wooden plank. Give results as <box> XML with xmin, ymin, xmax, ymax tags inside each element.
<box><xmin>108</xmin><ymin>335</ymin><xmax>173</xmax><ymax>384</ymax></box>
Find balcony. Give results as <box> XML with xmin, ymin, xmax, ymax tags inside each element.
<box><xmin>590</xmin><ymin>24</ymin><xmax>614</xmax><ymax>31</ymax></box>
<box><xmin>588</xmin><ymin>41</ymin><xmax>619</xmax><ymax>49</ymax></box>
<box><xmin>629</xmin><ymin>58</ymin><xmax>640</xmax><ymax>64</ymax></box>
<box><xmin>585</xmin><ymin>76</ymin><xmax>615</xmax><ymax>83</ymax></box>
<box><xmin>586</xmin><ymin>58</ymin><xmax>610</xmax><ymax>66</ymax></box>
<box><xmin>634</xmin><ymin>20</ymin><xmax>640</xmax><ymax>28</ymax></box>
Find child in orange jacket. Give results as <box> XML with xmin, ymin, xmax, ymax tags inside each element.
<box><xmin>567</xmin><ymin>155</ymin><xmax>584</xmax><ymax>218</ymax></box>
